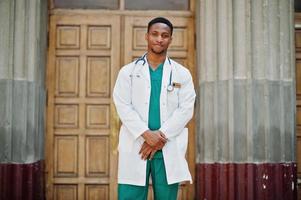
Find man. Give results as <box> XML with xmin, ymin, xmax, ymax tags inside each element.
<box><xmin>113</xmin><ymin>17</ymin><xmax>196</xmax><ymax>200</ymax></box>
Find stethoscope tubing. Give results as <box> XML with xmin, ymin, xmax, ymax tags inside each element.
<box><xmin>133</xmin><ymin>54</ymin><xmax>174</xmax><ymax>92</ymax></box>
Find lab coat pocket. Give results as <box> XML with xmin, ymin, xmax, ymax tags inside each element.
<box><xmin>132</xmin><ymin>75</ymin><xmax>146</xmax><ymax>93</ymax></box>
<box><xmin>176</xmin><ymin>128</ymin><xmax>188</xmax><ymax>157</ymax></box>
<box><xmin>132</xmin><ymin>75</ymin><xmax>148</xmax><ymax>106</ymax></box>
<box><xmin>118</xmin><ymin>125</ymin><xmax>134</xmax><ymax>153</ymax></box>
<box><xmin>167</xmin><ymin>88</ymin><xmax>179</xmax><ymax>108</ymax></box>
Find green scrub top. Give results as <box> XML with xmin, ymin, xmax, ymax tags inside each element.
<box><xmin>148</xmin><ymin>62</ymin><xmax>164</xmax><ymax>158</ymax></box>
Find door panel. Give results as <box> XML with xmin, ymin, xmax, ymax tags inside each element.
<box><xmin>46</xmin><ymin>14</ymin><xmax>120</xmax><ymax>200</ymax></box>
<box><xmin>124</xmin><ymin>16</ymin><xmax>194</xmax><ymax>72</ymax></box>
<box><xmin>124</xmin><ymin>16</ymin><xmax>195</xmax><ymax>200</ymax></box>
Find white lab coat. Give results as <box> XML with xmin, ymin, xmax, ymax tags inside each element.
<box><xmin>113</xmin><ymin>55</ymin><xmax>196</xmax><ymax>186</ymax></box>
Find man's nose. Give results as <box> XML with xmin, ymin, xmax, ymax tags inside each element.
<box><xmin>156</xmin><ymin>36</ymin><xmax>163</xmax><ymax>43</ymax></box>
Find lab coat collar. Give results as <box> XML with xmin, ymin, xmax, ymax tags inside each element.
<box><xmin>135</xmin><ymin>54</ymin><xmax>150</xmax><ymax>83</ymax></box>
<box><xmin>137</xmin><ymin>53</ymin><xmax>172</xmax><ymax>86</ymax></box>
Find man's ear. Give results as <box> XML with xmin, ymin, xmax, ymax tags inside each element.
<box><xmin>145</xmin><ymin>33</ymin><xmax>148</xmax><ymax>41</ymax></box>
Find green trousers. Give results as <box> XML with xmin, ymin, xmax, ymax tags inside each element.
<box><xmin>118</xmin><ymin>152</ymin><xmax>179</xmax><ymax>200</ymax></box>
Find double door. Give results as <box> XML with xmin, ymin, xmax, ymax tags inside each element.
<box><xmin>46</xmin><ymin>13</ymin><xmax>195</xmax><ymax>200</ymax></box>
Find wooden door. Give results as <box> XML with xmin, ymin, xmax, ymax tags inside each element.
<box><xmin>46</xmin><ymin>14</ymin><xmax>120</xmax><ymax>200</ymax></box>
<box><xmin>46</xmin><ymin>11</ymin><xmax>195</xmax><ymax>200</ymax></box>
<box><xmin>124</xmin><ymin>16</ymin><xmax>196</xmax><ymax>200</ymax></box>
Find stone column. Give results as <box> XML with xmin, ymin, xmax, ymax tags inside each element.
<box><xmin>0</xmin><ymin>0</ymin><xmax>48</xmax><ymax>199</ymax></box>
<box><xmin>196</xmin><ymin>0</ymin><xmax>296</xmax><ymax>199</ymax></box>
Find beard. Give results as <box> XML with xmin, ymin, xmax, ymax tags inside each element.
<box><xmin>150</xmin><ymin>47</ymin><xmax>166</xmax><ymax>55</ymax></box>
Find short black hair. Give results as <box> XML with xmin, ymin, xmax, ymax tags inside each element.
<box><xmin>147</xmin><ymin>17</ymin><xmax>173</xmax><ymax>35</ymax></box>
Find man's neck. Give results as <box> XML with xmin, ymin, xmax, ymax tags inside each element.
<box><xmin>147</xmin><ymin>51</ymin><xmax>166</xmax><ymax>70</ymax></box>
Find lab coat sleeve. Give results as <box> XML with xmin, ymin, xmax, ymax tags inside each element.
<box><xmin>159</xmin><ymin>70</ymin><xmax>196</xmax><ymax>138</ymax></box>
<box><xmin>113</xmin><ymin>67</ymin><xmax>149</xmax><ymax>140</ymax></box>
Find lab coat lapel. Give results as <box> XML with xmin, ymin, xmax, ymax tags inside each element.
<box><xmin>162</xmin><ymin>57</ymin><xmax>172</xmax><ymax>90</ymax></box>
<box><xmin>139</xmin><ymin>58</ymin><xmax>150</xmax><ymax>84</ymax></box>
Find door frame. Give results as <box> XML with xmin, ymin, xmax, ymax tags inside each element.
<box><xmin>48</xmin><ymin>0</ymin><xmax>196</xmax><ymax>13</ymax></box>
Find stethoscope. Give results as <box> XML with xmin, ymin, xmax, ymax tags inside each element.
<box><xmin>134</xmin><ymin>54</ymin><xmax>174</xmax><ymax>92</ymax></box>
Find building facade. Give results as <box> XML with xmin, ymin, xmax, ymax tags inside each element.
<box><xmin>0</xmin><ymin>0</ymin><xmax>296</xmax><ymax>199</ymax></box>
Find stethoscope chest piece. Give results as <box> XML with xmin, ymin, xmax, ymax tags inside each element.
<box><xmin>167</xmin><ymin>85</ymin><xmax>174</xmax><ymax>92</ymax></box>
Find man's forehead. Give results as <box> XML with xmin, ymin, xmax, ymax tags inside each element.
<box><xmin>149</xmin><ymin>23</ymin><xmax>171</xmax><ymax>32</ymax></box>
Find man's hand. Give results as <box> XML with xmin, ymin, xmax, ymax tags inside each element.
<box><xmin>139</xmin><ymin>139</ymin><xmax>166</xmax><ymax>160</ymax></box>
<box><xmin>141</xmin><ymin>130</ymin><xmax>167</xmax><ymax>149</ymax></box>
<box><xmin>139</xmin><ymin>142</ymin><xmax>155</xmax><ymax>160</ymax></box>
<box><xmin>139</xmin><ymin>131</ymin><xmax>167</xmax><ymax>160</ymax></box>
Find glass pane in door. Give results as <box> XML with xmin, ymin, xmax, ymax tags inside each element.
<box><xmin>125</xmin><ymin>0</ymin><xmax>189</xmax><ymax>10</ymax></box>
<box><xmin>54</xmin><ymin>0</ymin><xmax>119</xmax><ymax>9</ymax></box>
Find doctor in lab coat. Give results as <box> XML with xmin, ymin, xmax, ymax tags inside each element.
<box><xmin>113</xmin><ymin>17</ymin><xmax>196</xmax><ymax>200</ymax></box>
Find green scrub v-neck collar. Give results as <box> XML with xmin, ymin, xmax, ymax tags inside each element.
<box><xmin>149</xmin><ymin>63</ymin><xmax>164</xmax><ymax>79</ymax></box>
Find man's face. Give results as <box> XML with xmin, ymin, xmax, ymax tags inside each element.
<box><xmin>145</xmin><ymin>23</ymin><xmax>172</xmax><ymax>55</ymax></box>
